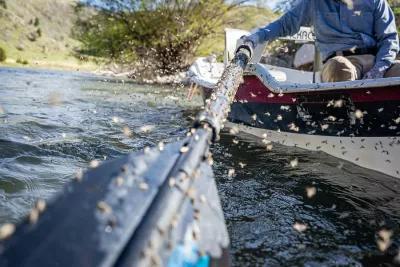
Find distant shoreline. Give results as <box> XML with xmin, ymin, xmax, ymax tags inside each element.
<box><xmin>0</xmin><ymin>58</ymin><xmax>100</xmax><ymax>72</ymax></box>
<box><xmin>0</xmin><ymin>60</ymin><xmax>189</xmax><ymax>85</ymax></box>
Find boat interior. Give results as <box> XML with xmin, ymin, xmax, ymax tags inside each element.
<box><xmin>235</xmin><ymin>28</ymin><xmax>400</xmax><ymax>93</ymax></box>
<box><xmin>248</xmin><ymin>63</ymin><xmax>400</xmax><ymax>94</ymax></box>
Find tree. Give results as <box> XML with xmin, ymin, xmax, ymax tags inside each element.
<box><xmin>0</xmin><ymin>47</ymin><xmax>6</xmax><ymax>62</ymax></box>
<box><xmin>0</xmin><ymin>0</ymin><xmax>6</xmax><ymax>9</ymax></box>
<box><xmin>74</xmin><ymin>0</ymin><xmax>247</xmax><ymax>75</ymax></box>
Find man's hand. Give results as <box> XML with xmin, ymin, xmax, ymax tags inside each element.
<box><xmin>363</xmin><ymin>64</ymin><xmax>390</xmax><ymax>80</ymax></box>
<box><xmin>239</xmin><ymin>33</ymin><xmax>260</xmax><ymax>49</ymax></box>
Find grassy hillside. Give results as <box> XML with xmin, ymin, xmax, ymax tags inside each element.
<box><xmin>0</xmin><ymin>0</ymin><xmax>97</xmax><ymax>71</ymax></box>
<box><xmin>0</xmin><ymin>1</ymin><xmax>276</xmax><ymax>71</ymax></box>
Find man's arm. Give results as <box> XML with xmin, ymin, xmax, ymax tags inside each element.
<box><xmin>257</xmin><ymin>0</ymin><xmax>312</xmax><ymax>43</ymax></box>
<box><xmin>241</xmin><ymin>0</ymin><xmax>312</xmax><ymax>49</ymax></box>
<box><xmin>365</xmin><ymin>0</ymin><xmax>399</xmax><ymax>78</ymax></box>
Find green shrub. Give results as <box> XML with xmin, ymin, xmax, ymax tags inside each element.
<box><xmin>74</xmin><ymin>0</ymin><xmax>241</xmax><ymax>75</ymax></box>
<box><xmin>0</xmin><ymin>0</ymin><xmax>6</xmax><ymax>9</ymax></box>
<box><xmin>16</xmin><ymin>58</ymin><xmax>29</xmax><ymax>65</ymax></box>
<box><xmin>27</xmin><ymin>32</ymin><xmax>37</xmax><ymax>42</ymax></box>
<box><xmin>0</xmin><ymin>47</ymin><xmax>6</xmax><ymax>62</ymax></box>
<box><xmin>34</xmin><ymin>17</ymin><xmax>40</xmax><ymax>27</ymax></box>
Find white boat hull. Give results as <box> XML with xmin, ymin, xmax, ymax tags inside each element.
<box><xmin>226</xmin><ymin>122</ymin><xmax>400</xmax><ymax>179</ymax></box>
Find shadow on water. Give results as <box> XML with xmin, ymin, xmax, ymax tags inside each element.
<box><xmin>212</xmin><ymin>132</ymin><xmax>400</xmax><ymax>266</ymax></box>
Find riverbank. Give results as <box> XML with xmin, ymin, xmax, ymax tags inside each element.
<box><xmin>0</xmin><ymin>58</ymin><xmax>99</xmax><ymax>73</ymax></box>
<box><xmin>0</xmin><ymin>59</ymin><xmax>191</xmax><ymax>85</ymax></box>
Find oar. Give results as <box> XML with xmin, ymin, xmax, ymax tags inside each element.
<box><xmin>0</xmin><ymin>45</ymin><xmax>253</xmax><ymax>267</ymax></box>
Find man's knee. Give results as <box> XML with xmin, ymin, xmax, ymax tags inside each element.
<box><xmin>321</xmin><ymin>56</ymin><xmax>358</xmax><ymax>82</ymax></box>
<box><xmin>385</xmin><ymin>61</ymin><xmax>400</xmax><ymax>78</ymax></box>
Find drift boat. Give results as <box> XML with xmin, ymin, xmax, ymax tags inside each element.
<box><xmin>189</xmin><ymin>28</ymin><xmax>400</xmax><ymax>178</ymax></box>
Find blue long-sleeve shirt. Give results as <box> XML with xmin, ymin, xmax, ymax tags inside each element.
<box><xmin>256</xmin><ymin>0</ymin><xmax>399</xmax><ymax>69</ymax></box>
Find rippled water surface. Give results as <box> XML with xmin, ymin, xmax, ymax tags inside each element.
<box><xmin>1</xmin><ymin>67</ymin><xmax>399</xmax><ymax>266</ymax></box>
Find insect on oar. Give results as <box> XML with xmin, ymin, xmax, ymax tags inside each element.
<box><xmin>0</xmin><ymin>45</ymin><xmax>253</xmax><ymax>267</ymax></box>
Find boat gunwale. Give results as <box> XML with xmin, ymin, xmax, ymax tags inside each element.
<box><xmin>246</xmin><ymin>63</ymin><xmax>400</xmax><ymax>93</ymax></box>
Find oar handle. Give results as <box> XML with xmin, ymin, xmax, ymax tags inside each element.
<box><xmin>236</xmin><ymin>42</ymin><xmax>254</xmax><ymax>61</ymax></box>
<box><xmin>194</xmin><ymin>48</ymin><xmax>251</xmax><ymax>141</ymax></box>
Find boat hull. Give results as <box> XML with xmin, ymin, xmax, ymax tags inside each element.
<box><xmin>226</xmin><ymin>75</ymin><xmax>400</xmax><ymax>178</ymax></box>
<box><xmin>226</xmin><ymin>122</ymin><xmax>399</xmax><ymax>178</ymax></box>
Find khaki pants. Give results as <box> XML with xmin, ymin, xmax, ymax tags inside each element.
<box><xmin>321</xmin><ymin>54</ymin><xmax>400</xmax><ymax>82</ymax></box>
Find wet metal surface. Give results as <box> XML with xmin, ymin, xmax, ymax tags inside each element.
<box><xmin>0</xmin><ymin>67</ymin><xmax>399</xmax><ymax>266</ymax></box>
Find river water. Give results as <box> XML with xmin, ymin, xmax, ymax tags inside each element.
<box><xmin>0</xmin><ymin>67</ymin><xmax>399</xmax><ymax>266</ymax></box>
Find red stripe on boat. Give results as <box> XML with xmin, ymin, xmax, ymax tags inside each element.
<box><xmin>235</xmin><ymin>75</ymin><xmax>400</xmax><ymax>104</ymax></box>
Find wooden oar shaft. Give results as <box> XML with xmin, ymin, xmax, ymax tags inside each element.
<box><xmin>195</xmin><ymin>48</ymin><xmax>251</xmax><ymax>141</ymax></box>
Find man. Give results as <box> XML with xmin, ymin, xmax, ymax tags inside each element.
<box><xmin>242</xmin><ymin>0</ymin><xmax>400</xmax><ymax>82</ymax></box>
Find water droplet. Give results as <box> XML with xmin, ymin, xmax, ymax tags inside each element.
<box><xmin>112</xmin><ymin>116</ymin><xmax>121</xmax><ymax>123</ymax></box>
<box><xmin>29</xmin><ymin>209</ymin><xmax>39</xmax><ymax>224</ymax></box>
<box><xmin>90</xmin><ymin>160</ymin><xmax>100</xmax><ymax>168</ymax></box>
<box><xmin>289</xmin><ymin>123</ymin><xmax>299</xmax><ymax>132</ymax></box>
<box><xmin>306</xmin><ymin>186</ymin><xmax>317</xmax><ymax>198</ymax></box>
<box><xmin>158</xmin><ymin>142</ymin><xmax>165</xmax><ymax>151</ymax></box>
<box><xmin>229</xmin><ymin>127</ymin><xmax>239</xmax><ymax>135</ymax></box>
<box><xmin>139</xmin><ymin>182</ymin><xmax>149</xmax><ymax>191</ymax></box>
<box><xmin>123</xmin><ymin>126</ymin><xmax>132</xmax><ymax>137</ymax></box>
<box><xmin>290</xmin><ymin>158</ymin><xmax>298</xmax><ymax>168</ymax></box>
<box><xmin>168</xmin><ymin>178</ymin><xmax>176</xmax><ymax>187</ymax></box>
<box><xmin>35</xmin><ymin>199</ymin><xmax>46</xmax><ymax>213</ymax></box>
<box><xmin>139</xmin><ymin>125</ymin><xmax>155</xmax><ymax>133</ymax></box>
<box><xmin>327</xmin><ymin>116</ymin><xmax>336</xmax><ymax>121</ymax></box>
<box><xmin>0</xmin><ymin>223</ymin><xmax>15</xmax><ymax>240</ymax></box>
<box><xmin>262</xmin><ymin>139</ymin><xmax>271</xmax><ymax>145</ymax></box>
<box><xmin>199</xmin><ymin>194</ymin><xmax>207</xmax><ymax>203</ymax></box>
<box><xmin>378</xmin><ymin>229</ymin><xmax>393</xmax><ymax>243</ymax></box>
<box><xmin>293</xmin><ymin>222</ymin><xmax>308</xmax><ymax>232</ymax></box>
<box><xmin>97</xmin><ymin>201</ymin><xmax>112</xmax><ymax>214</ymax></box>
<box><xmin>355</xmin><ymin>110</ymin><xmax>363</xmax><ymax>119</ymax></box>
<box><xmin>280</xmin><ymin>105</ymin><xmax>290</xmax><ymax>111</ymax></box>
<box><xmin>334</xmin><ymin>100</ymin><xmax>344</xmax><ymax>108</ymax></box>
<box><xmin>74</xmin><ymin>168</ymin><xmax>83</xmax><ymax>182</ymax></box>
<box><xmin>180</xmin><ymin>146</ymin><xmax>189</xmax><ymax>153</ymax></box>
<box><xmin>115</xmin><ymin>176</ymin><xmax>124</xmax><ymax>187</ymax></box>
